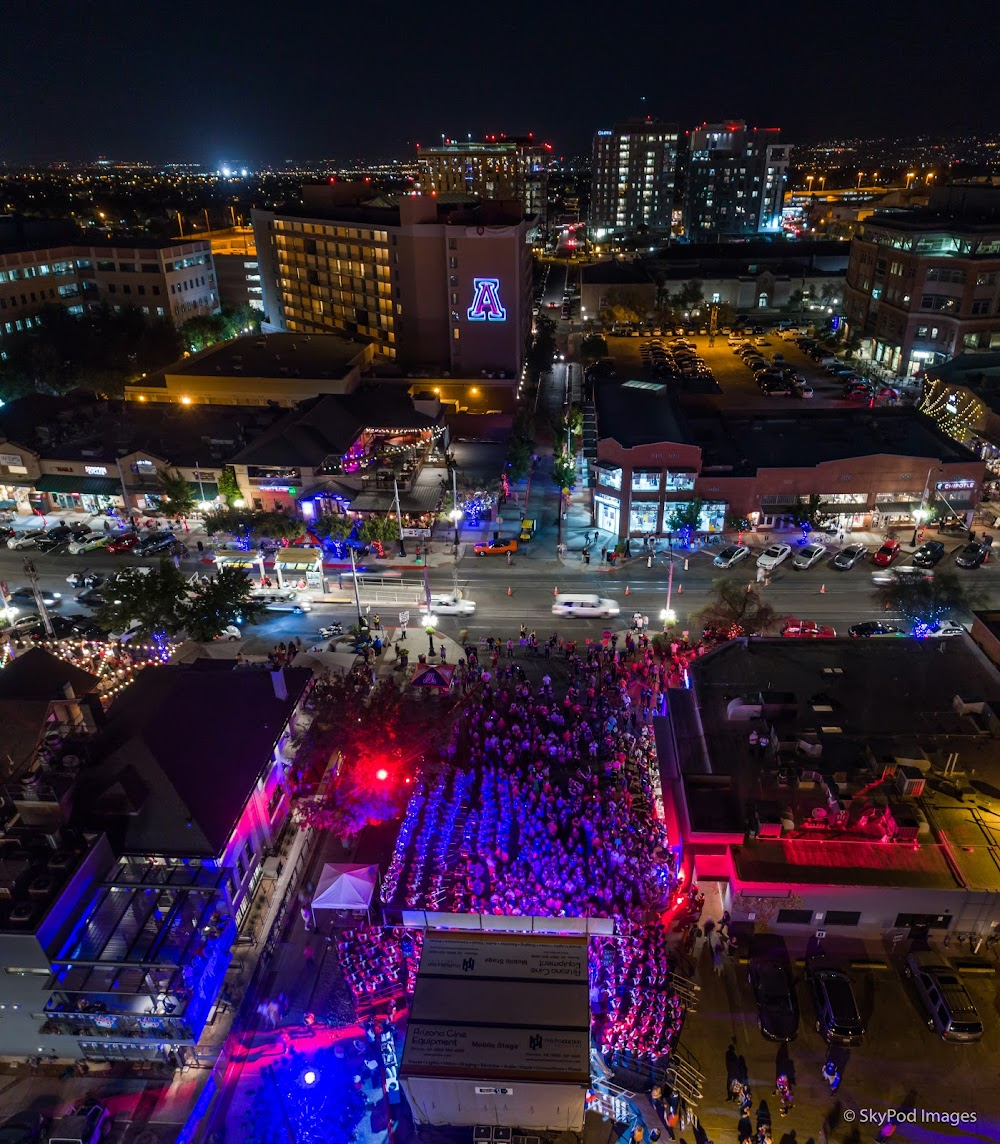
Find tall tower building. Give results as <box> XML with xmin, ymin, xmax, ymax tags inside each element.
<box><xmin>682</xmin><ymin>122</ymin><xmax>791</xmax><ymax>239</ymax></box>
<box><xmin>589</xmin><ymin>119</ymin><xmax>679</xmax><ymax>236</ymax></box>
<box><xmin>416</xmin><ymin>136</ymin><xmax>551</xmax><ymax>225</ymax></box>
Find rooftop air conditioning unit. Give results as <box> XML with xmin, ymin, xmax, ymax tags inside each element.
<box><xmin>757</xmin><ymin>820</ymin><xmax>783</xmax><ymax>839</ymax></box>
<box><xmin>29</xmin><ymin>875</ymin><xmax>54</xmax><ymax>898</ymax></box>
<box><xmin>9</xmin><ymin>903</ymin><xmax>36</xmax><ymax>924</ymax></box>
<box><xmin>895</xmin><ymin>768</ymin><xmax>925</xmax><ymax>798</ymax></box>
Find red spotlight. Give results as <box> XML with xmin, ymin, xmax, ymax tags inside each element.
<box><xmin>376</xmin><ymin>768</ymin><xmax>389</xmax><ymax>782</ymax></box>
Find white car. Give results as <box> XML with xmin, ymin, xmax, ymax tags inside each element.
<box><xmin>792</xmin><ymin>543</ymin><xmax>827</xmax><ymax>570</ymax></box>
<box><xmin>67</xmin><ymin>531</ymin><xmax>109</xmax><ymax>555</ymax></box>
<box><xmin>262</xmin><ymin>595</ymin><xmax>312</xmax><ymax>614</ymax></box>
<box><xmin>713</xmin><ymin>544</ymin><xmax>751</xmax><ymax>569</ymax></box>
<box><xmin>922</xmin><ymin>619</ymin><xmax>965</xmax><ymax>638</ymax></box>
<box><xmin>757</xmin><ymin>544</ymin><xmax>792</xmax><ymax>570</ymax></box>
<box><xmin>871</xmin><ymin>565</ymin><xmax>934</xmax><ymax>586</ymax></box>
<box><xmin>213</xmin><ymin>624</ymin><xmax>242</xmax><ymax>641</ymax></box>
<box><xmin>6</xmin><ymin>531</ymin><xmax>45</xmax><ymax>550</ymax></box>
<box><xmin>420</xmin><ymin>594</ymin><xmax>476</xmax><ymax>616</ymax></box>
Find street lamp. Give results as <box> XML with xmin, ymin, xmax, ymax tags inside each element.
<box><xmin>911</xmin><ymin>508</ymin><xmax>927</xmax><ymax>548</ymax></box>
<box><xmin>423</xmin><ymin>614</ymin><xmax>438</xmax><ymax>657</ymax></box>
<box><xmin>806</xmin><ymin>175</ymin><xmax>814</xmax><ymax>193</ymax></box>
<box><xmin>660</xmin><ymin>607</ymin><xmax>677</xmax><ymax>630</ymax></box>
<box><xmin>449</xmin><ymin>508</ymin><xmax>462</xmax><ymax>554</ymax></box>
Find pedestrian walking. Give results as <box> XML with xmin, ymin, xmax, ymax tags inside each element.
<box><xmin>300</xmin><ymin>904</ymin><xmax>313</xmax><ymax>931</ymax></box>
<box><xmin>506</xmin><ymin>550</ymin><xmax>512</xmax><ymax>565</ymax></box>
<box><xmin>583</xmin><ymin>548</ymin><xmax>591</xmax><ymax>565</ymax></box>
<box><xmin>302</xmin><ymin>944</ymin><xmax>315</xmax><ymax>968</ymax></box>
<box><xmin>601</xmin><ymin>545</ymin><xmax>607</xmax><ymax>562</ymax></box>
<box><xmin>725</xmin><ymin>1043</ymin><xmax>739</xmax><ymax>1100</ymax></box>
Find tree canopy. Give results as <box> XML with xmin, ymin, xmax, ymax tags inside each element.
<box><xmin>696</xmin><ymin>578</ymin><xmax>783</xmax><ymax>640</ymax></box>
<box><xmin>96</xmin><ymin>562</ymin><xmax>268</xmax><ymax>641</ymax></box>
<box><xmin>871</xmin><ymin>568</ymin><xmax>987</xmax><ymax>634</ymax></box>
<box><xmin>156</xmin><ymin>468</ymin><xmax>196</xmax><ymax>516</ymax></box>
<box><xmin>203</xmin><ymin>507</ymin><xmax>306</xmax><ymax>542</ymax></box>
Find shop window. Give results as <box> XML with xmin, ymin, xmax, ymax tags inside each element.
<box><xmin>776</xmin><ymin>908</ymin><xmax>813</xmax><ymax>925</ymax></box>
<box><xmin>631</xmin><ymin>470</ymin><xmax>661</xmax><ymax>492</ymax></box>
<box><xmin>824</xmin><ymin>911</ymin><xmax>861</xmax><ymax>926</ymax></box>
<box><xmin>597</xmin><ymin>465</ymin><xmax>622</xmax><ymax>489</ymax></box>
<box><xmin>664</xmin><ymin>472</ymin><xmax>696</xmax><ymax>492</ymax></box>
<box><xmin>629</xmin><ymin>503</ymin><xmax>659</xmax><ymax>533</ymax></box>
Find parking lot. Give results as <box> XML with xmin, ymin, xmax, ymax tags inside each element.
<box><xmin>603</xmin><ymin>331</ymin><xmax>914</xmax><ymax>411</ymax></box>
<box><xmin>681</xmin><ymin>934</ymin><xmax>1000</xmax><ymax>1143</ymax></box>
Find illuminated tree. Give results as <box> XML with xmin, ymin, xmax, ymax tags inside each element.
<box><xmin>871</xmin><ymin>569</ymin><xmax>986</xmax><ymax>635</ymax></box>
<box><xmin>696</xmin><ymin>578</ymin><xmax>783</xmax><ymax>641</ymax></box>
<box><xmin>665</xmin><ymin>498</ymin><xmax>705</xmax><ymax>545</ymax></box>
<box><xmin>293</xmin><ymin>673</ymin><xmax>455</xmax><ymax>840</ymax></box>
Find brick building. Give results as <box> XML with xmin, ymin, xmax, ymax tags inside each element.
<box><xmin>593</xmin><ymin>381</ymin><xmax>984</xmax><ymax>539</ymax></box>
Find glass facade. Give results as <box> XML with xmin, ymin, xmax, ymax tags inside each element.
<box><xmin>594</xmin><ymin>492</ymin><xmax>620</xmax><ymax>535</ymax></box>
<box><xmin>629</xmin><ymin>502</ymin><xmax>659</xmax><ymax>532</ymax></box>
<box><xmin>631</xmin><ymin>470</ymin><xmax>661</xmax><ymax>492</ymax></box>
<box><xmin>664</xmin><ymin>471</ymin><xmax>696</xmax><ymax>491</ymax></box>
<box><xmin>597</xmin><ymin>465</ymin><xmax>622</xmax><ymax>490</ymax></box>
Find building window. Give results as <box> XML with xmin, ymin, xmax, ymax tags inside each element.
<box><xmin>596</xmin><ymin>465</ymin><xmax>622</xmax><ymax>490</ymax></box>
<box><xmin>824</xmin><ymin>910</ymin><xmax>861</xmax><ymax>926</ymax></box>
<box><xmin>631</xmin><ymin>470</ymin><xmax>661</xmax><ymax>492</ymax></box>
<box><xmin>971</xmin><ymin>298</ymin><xmax>991</xmax><ymax>316</ymax></box>
<box><xmin>775</xmin><ymin>908</ymin><xmax>813</xmax><ymax>925</ymax></box>
<box><xmin>629</xmin><ymin>503</ymin><xmax>659</xmax><ymax>533</ymax></box>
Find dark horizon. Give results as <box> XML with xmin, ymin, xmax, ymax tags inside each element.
<box><xmin>1</xmin><ymin>0</ymin><xmax>996</xmax><ymax>164</ymax></box>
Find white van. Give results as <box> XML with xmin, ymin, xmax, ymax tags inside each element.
<box><xmin>551</xmin><ymin>594</ymin><xmax>620</xmax><ymax>618</ymax></box>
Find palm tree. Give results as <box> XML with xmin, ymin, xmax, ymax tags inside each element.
<box><xmin>156</xmin><ymin>468</ymin><xmax>196</xmax><ymax>516</ymax></box>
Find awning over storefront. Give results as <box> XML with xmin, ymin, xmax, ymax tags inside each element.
<box><xmin>874</xmin><ymin>501</ymin><xmax>918</xmax><ymax>513</ymax></box>
<box><xmin>34</xmin><ymin>475</ymin><xmax>122</xmax><ymax>497</ymax></box>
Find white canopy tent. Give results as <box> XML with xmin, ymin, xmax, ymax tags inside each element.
<box><xmin>311</xmin><ymin>863</ymin><xmax>380</xmax><ymax>918</ymax></box>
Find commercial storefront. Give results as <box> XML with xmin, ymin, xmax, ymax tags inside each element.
<box><xmin>32</xmin><ymin>473</ymin><xmax>124</xmax><ymax>514</ymax></box>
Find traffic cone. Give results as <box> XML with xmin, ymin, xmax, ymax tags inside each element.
<box><xmin>624</xmin><ymin>585</ymin><xmax>630</xmax><ymax>596</ymax></box>
<box><xmin>554</xmin><ymin>586</ymin><xmax>558</xmax><ymax>596</ymax></box>
<box><xmin>677</xmin><ymin>584</ymin><xmax>683</xmax><ymax>594</ymax></box>
<box><xmin>820</xmin><ymin>584</ymin><xmax>826</xmax><ymax>594</ymax></box>
<box><xmin>507</xmin><ymin>585</ymin><xmax>512</xmax><ymax>596</ymax></box>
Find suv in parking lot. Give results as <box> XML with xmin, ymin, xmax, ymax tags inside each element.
<box><xmin>903</xmin><ymin>950</ymin><xmax>984</xmax><ymax>1042</ymax></box>
<box><xmin>807</xmin><ymin>958</ymin><xmax>865</xmax><ymax>1046</ymax></box>
<box><xmin>137</xmin><ymin>531</ymin><xmax>177</xmax><ymax>556</ymax></box>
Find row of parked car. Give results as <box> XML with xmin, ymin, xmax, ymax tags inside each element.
<box><xmin>2</xmin><ymin>523</ymin><xmax>181</xmax><ymax>557</ymax></box>
<box><xmin>640</xmin><ymin>337</ymin><xmax>715</xmax><ymax>383</ymax></box>
<box><xmin>750</xmin><ymin>949</ymin><xmax>985</xmax><ymax>1046</ymax></box>
<box><xmin>732</xmin><ymin>340</ymin><xmax>813</xmax><ymax>398</ymax></box>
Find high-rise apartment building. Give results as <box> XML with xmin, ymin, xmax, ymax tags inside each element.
<box><xmin>253</xmin><ymin>185</ymin><xmax>533</xmax><ymax>377</ymax></box>
<box><xmin>0</xmin><ymin>238</ymin><xmax>218</xmax><ymax>339</ymax></box>
<box><xmin>416</xmin><ymin>136</ymin><xmax>551</xmax><ymax>225</ymax></box>
<box><xmin>589</xmin><ymin>119</ymin><xmax>679</xmax><ymax>236</ymax></box>
<box><xmin>683</xmin><ymin>122</ymin><xmax>791</xmax><ymax>238</ymax></box>
<box><xmin>843</xmin><ymin>185</ymin><xmax>1000</xmax><ymax>377</ymax></box>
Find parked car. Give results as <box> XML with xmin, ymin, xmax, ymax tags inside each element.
<box><xmin>920</xmin><ymin>619</ymin><xmax>966</xmax><ymax>638</ymax></box>
<box><xmin>105</xmin><ymin>532</ymin><xmax>140</xmax><ymax>554</ymax></box>
<box><xmin>713</xmin><ymin>544</ymin><xmax>751</xmax><ymax>569</ymax></box>
<box><xmin>6</xmin><ymin>530</ymin><xmax>46</xmax><ymax>550</ymax></box>
<box><xmin>792</xmin><ymin>543</ymin><xmax>827</xmax><ymax>569</ymax></box>
<box><xmin>955</xmin><ymin>540</ymin><xmax>989</xmax><ymax>568</ymax></box>
<box><xmin>849</xmin><ymin>620</ymin><xmax>904</xmax><ymax>638</ymax></box>
<box><xmin>832</xmin><ymin>544</ymin><xmax>866</xmax><ymax>570</ymax></box>
<box><xmin>74</xmin><ymin>587</ymin><xmax>107</xmax><ymax>608</ymax></box>
<box><xmin>137</xmin><ymin>531</ymin><xmax>177</xmax><ymax>556</ymax></box>
<box><xmin>912</xmin><ymin>540</ymin><xmax>946</xmax><ymax>567</ymax></box>
<box><xmin>67</xmin><ymin>530</ymin><xmax>110</xmax><ymax>555</ymax></box>
<box><xmin>749</xmin><ymin>954</ymin><xmax>799</xmax><ymax>1041</ymax></box>
<box><xmin>473</xmin><ymin>538</ymin><xmax>518</xmax><ymax>556</ymax></box>
<box><xmin>903</xmin><ymin>950</ymin><xmax>984</xmax><ymax>1042</ymax></box>
<box><xmin>791</xmin><ymin>382</ymin><xmax>814</xmax><ymax>398</ymax></box>
<box><xmin>807</xmin><ymin>958</ymin><xmax>865</xmax><ymax>1046</ymax></box>
<box><xmin>871</xmin><ymin>539</ymin><xmax>901</xmax><ymax>566</ymax></box>
<box><xmin>756</xmin><ymin>543</ymin><xmax>792</xmax><ymax>570</ymax></box>
<box><xmin>782</xmin><ymin>618</ymin><xmax>837</xmax><ymax>638</ymax></box>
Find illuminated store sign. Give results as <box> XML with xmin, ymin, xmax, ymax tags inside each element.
<box><xmin>467</xmin><ymin>277</ymin><xmax>507</xmax><ymax>322</ymax></box>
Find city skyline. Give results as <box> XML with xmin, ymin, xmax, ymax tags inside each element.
<box><xmin>2</xmin><ymin>0</ymin><xmax>997</xmax><ymax>162</ymax></box>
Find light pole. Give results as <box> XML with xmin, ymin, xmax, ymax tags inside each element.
<box><xmin>660</xmin><ymin>556</ymin><xmax>676</xmax><ymax>630</ymax></box>
<box><xmin>348</xmin><ymin>544</ymin><xmax>364</xmax><ymax>628</ymax></box>
<box><xmin>911</xmin><ymin>509</ymin><xmax>927</xmax><ymax>548</ymax></box>
<box><xmin>423</xmin><ymin>614</ymin><xmax>438</xmax><ymax>657</ymax></box>
<box><xmin>23</xmin><ymin>560</ymin><xmax>54</xmax><ymax>639</ymax></box>
<box><xmin>806</xmin><ymin>175</ymin><xmax>814</xmax><ymax>194</ymax></box>
<box><xmin>392</xmin><ymin>477</ymin><xmax>406</xmax><ymax>557</ymax></box>
<box><xmin>451</xmin><ymin>465</ymin><xmax>461</xmax><ymax>555</ymax></box>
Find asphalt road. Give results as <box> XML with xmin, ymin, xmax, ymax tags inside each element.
<box><xmin>6</xmin><ymin>531</ymin><xmax>1000</xmax><ymax>651</ymax></box>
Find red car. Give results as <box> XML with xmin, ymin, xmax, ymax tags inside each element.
<box><xmin>105</xmin><ymin>533</ymin><xmax>140</xmax><ymax>554</ymax></box>
<box><xmin>782</xmin><ymin>618</ymin><xmax>837</xmax><ymax>639</ymax></box>
<box><xmin>872</xmin><ymin>539</ymin><xmax>901</xmax><ymax>567</ymax></box>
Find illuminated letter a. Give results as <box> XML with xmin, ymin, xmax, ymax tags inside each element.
<box><xmin>467</xmin><ymin>277</ymin><xmax>507</xmax><ymax>322</ymax></box>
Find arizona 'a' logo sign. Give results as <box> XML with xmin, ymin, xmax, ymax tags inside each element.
<box><xmin>467</xmin><ymin>277</ymin><xmax>507</xmax><ymax>322</ymax></box>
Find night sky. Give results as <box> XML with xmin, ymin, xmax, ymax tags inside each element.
<box><xmin>3</xmin><ymin>0</ymin><xmax>997</xmax><ymax>162</ymax></box>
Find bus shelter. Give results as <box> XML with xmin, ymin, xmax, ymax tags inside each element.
<box><xmin>273</xmin><ymin>547</ymin><xmax>325</xmax><ymax>590</ymax></box>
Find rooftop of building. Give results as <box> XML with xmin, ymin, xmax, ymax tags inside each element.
<box><xmin>863</xmin><ymin>186</ymin><xmax>1000</xmax><ymax>235</ymax></box>
<box><xmin>0</xmin><ymin>231</ymin><xmax>210</xmax><ymax>258</ymax></box>
<box><xmin>580</xmin><ymin>260</ymin><xmax>656</xmax><ymax>286</ymax></box>
<box><xmin>230</xmin><ymin>386</ymin><xmax>440</xmax><ymax>468</ymax></box>
<box><xmin>674</xmin><ymin>637</ymin><xmax>1000</xmax><ymax>891</ymax></box>
<box><xmin>594</xmin><ymin>379</ymin><xmax>690</xmax><ymax>450</ymax></box>
<box><xmin>689</xmin><ymin>407</ymin><xmax>978</xmax><ymax>475</ymax></box>
<box><xmin>73</xmin><ymin>664</ymin><xmax>311</xmax><ymax>857</ymax></box>
<box><xmin>0</xmin><ymin>824</ymin><xmax>105</xmax><ymax>936</ymax></box>
<box><xmin>266</xmin><ymin>188</ymin><xmax>529</xmax><ymax>229</ymax></box>
<box><xmin>163</xmin><ymin>332</ymin><xmax>368</xmax><ymax>383</ymax></box>
<box><xmin>0</xmin><ymin>394</ymin><xmax>284</xmax><ymax>466</ymax></box>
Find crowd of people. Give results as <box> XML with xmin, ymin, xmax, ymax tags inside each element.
<box><xmin>334</xmin><ymin>925</ymin><xmax>423</xmax><ymax>1016</ymax></box>
<box><xmin>382</xmin><ymin>636</ymin><xmax>679</xmax><ymax>922</ymax></box>
<box><xmin>592</xmin><ymin>925</ymin><xmax>686</xmax><ymax>1069</ymax></box>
